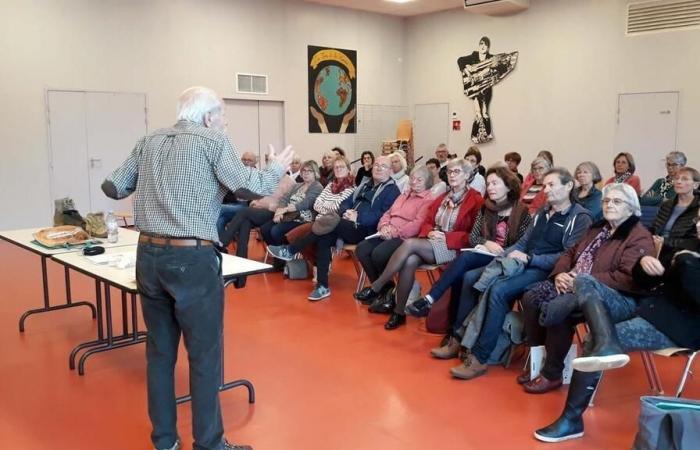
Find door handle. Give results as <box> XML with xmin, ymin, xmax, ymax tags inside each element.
<box><xmin>89</xmin><ymin>158</ymin><xmax>103</xmax><ymax>168</ymax></box>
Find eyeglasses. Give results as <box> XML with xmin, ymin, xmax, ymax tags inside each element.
<box><xmin>334</xmin><ymin>165</ymin><xmax>348</xmax><ymax>171</ymax></box>
<box><xmin>447</xmin><ymin>169</ymin><xmax>463</xmax><ymax>176</ymax></box>
<box><xmin>301</xmin><ymin>168</ymin><xmax>314</xmax><ymax>173</ymax></box>
<box><xmin>602</xmin><ymin>198</ymin><xmax>629</xmax><ymax>206</ymax></box>
<box><xmin>373</xmin><ymin>163</ymin><xmax>390</xmax><ymax>170</ymax></box>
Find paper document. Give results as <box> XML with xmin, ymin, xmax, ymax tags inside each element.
<box><xmin>459</xmin><ymin>247</ymin><xmax>496</xmax><ymax>257</ymax></box>
<box><xmin>364</xmin><ymin>232</ymin><xmax>383</xmax><ymax>240</ymax></box>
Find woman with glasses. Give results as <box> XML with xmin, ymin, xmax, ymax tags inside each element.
<box><xmin>640</xmin><ymin>151</ymin><xmax>687</xmax><ymax>206</ymax></box>
<box><xmin>573</xmin><ymin>162</ymin><xmax>603</xmax><ymax>221</ymax></box>
<box><xmin>258</xmin><ymin>160</ymin><xmax>324</xmax><ymax>249</ymax></box>
<box><xmin>520</xmin><ymin>157</ymin><xmax>552</xmax><ymax>215</ymax></box>
<box><xmin>520</xmin><ymin>183</ymin><xmax>654</xmax><ymax>395</ymax></box>
<box><xmin>535</xmin><ymin>207</ymin><xmax>700</xmax><ymax>444</ymax></box>
<box><xmin>604</xmin><ymin>152</ymin><xmax>642</xmax><ymax>195</ymax></box>
<box><xmin>354</xmin><ymin>159</ymin><xmax>483</xmax><ymax>330</ymax></box>
<box><xmin>650</xmin><ymin>166</ymin><xmax>700</xmax><ymax>265</ymax></box>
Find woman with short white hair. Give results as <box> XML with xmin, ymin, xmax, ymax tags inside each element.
<box><xmin>641</xmin><ymin>151</ymin><xmax>687</xmax><ymax>206</ymax></box>
<box><xmin>389</xmin><ymin>152</ymin><xmax>409</xmax><ymax>193</ymax></box>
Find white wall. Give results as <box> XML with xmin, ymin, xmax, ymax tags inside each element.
<box><xmin>404</xmin><ymin>0</ymin><xmax>700</xmax><ymax>177</ymax></box>
<box><xmin>0</xmin><ymin>0</ymin><xmax>406</xmax><ymax>229</ymax></box>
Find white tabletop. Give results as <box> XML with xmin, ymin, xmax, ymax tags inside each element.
<box><xmin>51</xmin><ymin>245</ymin><xmax>273</xmax><ymax>292</ymax></box>
<box><xmin>0</xmin><ymin>227</ymin><xmax>140</xmax><ymax>256</ymax></box>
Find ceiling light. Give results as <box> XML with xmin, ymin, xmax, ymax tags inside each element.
<box><xmin>384</xmin><ymin>0</ymin><xmax>415</xmax><ymax>4</ymax></box>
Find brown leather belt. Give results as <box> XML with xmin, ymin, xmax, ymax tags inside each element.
<box><xmin>139</xmin><ymin>234</ymin><xmax>214</xmax><ymax>247</ymax></box>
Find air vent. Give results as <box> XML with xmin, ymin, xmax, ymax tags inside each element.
<box><xmin>627</xmin><ymin>0</ymin><xmax>700</xmax><ymax>35</ymax></box>
<box><xmin>236</xmin><ymin>73</ymin><xmax>268</xmax><ymax>94</ymax></box>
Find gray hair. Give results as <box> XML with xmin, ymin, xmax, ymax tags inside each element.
<box><xmin>602</xmin><ymin>183</ymin><xmax>641</xmax><ymax>217</ymax></box>
<box><xmin>667</xmin><ymin>151</ymin><xmax>687</xmax><ymax>166</ymax></box>
<box><xmin>575</xmin><ymin>161</ymin><xmax>602</xmax><ymax>184</ymax></box>
<box><xmin>176</xmin><ymin>86</ymin><xmax>222</xmax><ymax>124</ymax></box>
<box><xmin>531</xmin><ymin>157</ymin><xmax>552</xmax><ymax>170</ymax></box>
<box><xmin>409</xmin><ymin>165</ymin><xmax>434</xmax><ymax>189</ymax></box>
<box><xmin>446</xmin><ymin>158</ymin><xmax>475</xmax><ymax>176</ymax></box>
<box><xmin>389</xmin><ymin>152</ymin><xmax>407</xmax><ymax>172</ymax></box>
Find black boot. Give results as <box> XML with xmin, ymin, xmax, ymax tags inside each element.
<box><xmin>355</xmin><ymin>281</ymin><xmax>394</xmax><ymax>304</ymax></box>
<box><xmin>572</xmin><ymin>298</ymin><xmax>629</xmax><ymax>372</ymax></box>
<box><xmin>384</xmin><ymin>313</ymin><xmax>406</xmax><ymax>330</ymax></box>
<box><xmin>534</xmin><ymin>370</ymin><xmax>602</xmax><ymax>443</ymax></box>
<box><xmin>368</xmin><ymin>290</ymin><xmax>396</xmax><ymax>314</ymax></box>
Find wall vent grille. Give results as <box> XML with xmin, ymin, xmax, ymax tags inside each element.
<box><xmin>236</xmin><ymin>73</ymin><xmax>268</xmax><ymax>94</ymax></box>
<box><xmin>627</xmin><ymin>0</ymin><xmax>700</xmax><ymax>35</ymax></box>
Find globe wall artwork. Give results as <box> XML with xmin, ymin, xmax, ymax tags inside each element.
<box><xmin>308</xmin><ymin>45</ymin><xmax>357</xmax><ymax>134</ymax></box>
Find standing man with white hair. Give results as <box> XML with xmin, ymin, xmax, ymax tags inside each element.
<box><xmin>102</xmin><ymin>86</ymin><xmax>293</xmax><ymax>450</ymax></box>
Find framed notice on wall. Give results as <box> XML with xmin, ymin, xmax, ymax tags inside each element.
<box><xmin>308</xmin><ymin>45</ymin><xmax>357</xmax><ymax>134</ymax></box>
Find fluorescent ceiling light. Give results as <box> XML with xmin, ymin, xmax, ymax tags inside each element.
<box><xmin>384</xmin><ymin>0</ymin><xmax>415</xmax><ymax>4</ymax></box>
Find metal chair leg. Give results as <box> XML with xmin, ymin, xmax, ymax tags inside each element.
<box><xmin>676</xmin><ymin>351</ymin><xmax>698</xmax><ymax>397</ymax></box>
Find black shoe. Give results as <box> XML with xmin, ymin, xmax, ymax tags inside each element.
<box><xmin>384</xmin><ymin>313</ymin><xmax>406</xmax><ymax>330</ymax></box>
<box><xmin>534</xmin><ymin>415</ymin><xmax>584</xmax><ymax>443</ymax></box>
<box><xmin>406</xmin><ymin>297</ymin><xmax>432</xmax><ymax>317</ymax></box>
<box><xmin>354</xmin><ymin>287</ymin><xmax>380</xmax><ymax>303</ymax></box>
<box><xmin>368</xmin><ymin>291</ymin><xmax>395</xmax><ymax>314</ymax></box>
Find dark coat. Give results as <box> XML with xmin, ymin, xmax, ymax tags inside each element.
<box><xmin>650</xmin><ymin>192</ymin><xmax>700</xmax><ymax>265</ymax></box>
<box><xmin>550</xmin><ymin>216</ymin><xmax>654</xmax><ymax>295</ymax></box>
<box><xmin>635</xmin><ymin>251</ymin><xmax>700</xmax><ymax>350</ymax></box>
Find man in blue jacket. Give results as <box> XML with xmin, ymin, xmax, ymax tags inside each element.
<box><xmin>450</xmin><ymin>168</ymin><xmax>593</xmax><ymax>380</ymax></box>
<box><xmin>269</xmin><ymin>155</ymin><xmax>400</xmax><ymax>301</ymax></box>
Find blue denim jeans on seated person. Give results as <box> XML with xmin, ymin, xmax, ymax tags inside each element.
<box><xmin>470</xmin><ymin>268</ymin><xmax>549</xmax><ymax>364</ymax></box>
<box><xmin>136</xmin><ymin>242</ymin><xmax>226</xmax><ymax>450</ymax></box>
<box><xmin>427</xmin><ymin>251</ymin><xmax>494</xmax><ymax>303</ymax></box>
<box><xmin>216</xmin><ymin>202</ymin><xmax>246</xmax><ymax>241</ymax></box>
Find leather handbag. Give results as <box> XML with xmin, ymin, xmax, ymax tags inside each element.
<box><xmin>311</xmin><ymin>212</ymin><xmax>341</xmax><ymax>236</ymax></box>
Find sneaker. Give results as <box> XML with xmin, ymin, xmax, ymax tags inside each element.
<box><xmin>267</xmin><ymin>245</ymin><xmax>296</xmax><ymax>261</ymax></box>
<box><xmin>406</xmin><ymin>296</ymin><xmax>433</xmax><ymax>317</ymax></box>
<box><xmin>224</xmin><ymin>440</ymin><xmax>253</xmax><ymax>450</ymax></box>
<box><xmin>430</xmin><ymin>335</ymin><xmax>460</xmax><ymax>359</ymax></box>
<box><xmin>155</xmin><ymin>440</ymin><xmax>180</xmax><ymax>450</ymax></box>
<box><xmin>308</xmin><ymin>285</ymin><xmax>331</xmax><ymax>301</ymax></box>
<box><xmin>450</xmin><ymin>353</ymin><xmax>488</xmax><ymax>380</ymax></box>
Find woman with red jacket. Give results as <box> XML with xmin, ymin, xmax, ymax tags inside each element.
<box><xmin>355</xmin><ymin>159</ymin><xmax>483</xmax><ymax>330</ymax></box>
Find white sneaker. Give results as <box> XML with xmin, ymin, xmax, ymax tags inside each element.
<box><xmin>155</xmin><ymin>440</ymin><xmax>180</xmax><ymax>450</ymax></box>
<box><xmin>572</xmin><ymin>353</ymin><xmax>630</xmax><ymax>372</ymax></box>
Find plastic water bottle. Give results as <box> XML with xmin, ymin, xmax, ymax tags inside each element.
<box><xmin>106</xmin><ymin>210</ymin><xmax>119</xmax><ymax>243</ymax></box>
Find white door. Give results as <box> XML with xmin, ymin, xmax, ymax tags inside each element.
<box><xmin>414</xmin><ymin>103</ymin><xmax>449</xmax><ymax>164</ymax></box>
<box><xmin>615</xmin><ymin>92</ymin><xmax>678</xmax><ymax>192</ymax></box>
<box><xmin>224</xmin><ymin>99</ymin><xmax>285</xmax><ymax>168</ymax></box>
<box><xmin>48</xmin><ymin>90</ymin><xmax>147</xmax><ymax>215</ymax></box>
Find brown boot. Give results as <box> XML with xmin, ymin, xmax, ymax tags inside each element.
<box><xmin>430</xmin><ymin>336</ymin><xmax>461</xmax><ymax>359</ymax></box>
<box><xmin>450</xmin><ymin>353</ymin><xmax>488</xmax><ymax>380</ymax></box>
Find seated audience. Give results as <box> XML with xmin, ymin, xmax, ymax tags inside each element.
<box><xmin>574</xmin><ymin>161</ymin><xmax>603</xmax><ymax>221</ymax></box>
<box><xmin>520</xmin><ymin>157</ymin><xmax>551</xmax><ymax>215</ymax></box>
<box><xmin>355</xmin><ymin>151</ymin><xmax>375</xmax><ymax>186</ymax></box>
<box><xmin>465</xmin><ymin>145</ymin><xmax>487</xmax><ymax>177</ymax></box>
<box><xmin>523</xmin><ymin>150</ymin><xmax>554</xmax><ymax>187</ymax></box>
<box><xmin>287</xmin><ymin>156</ymin><xmax>303</xmax><ymax>182</ymax></box>
<box><xmin>504</xmin><ymin>151</ymin><xmax>523</xmax><ymax>182</ymax></box>
<box><xmin>407</xmin><ymin>167</ymin><xmax>531</xmax><ymax>355</ymax></box>
<box><xmin>259</xmin><ymin>160</ymin><xmax>324</xmax><ymax>247</ymax></box>
<box><xmin>426</xmin><ymin>158</ymin><xmax>448</xmax><ymax>196</ymax></box>
<box><xmin>448</xmin><ymin>168</ymin><xmax>592</xmax><ymax>380</ymax></box>
<box><xmin>390</xmin><ymin>151</ymin><xmax>409</xmax><ymax>193</ymax></box>
<box><xmin>354</xmin><ymin>165</ymin><xmax>436</xmax><ymax>297</ymax></box>
<box><xmin>463</xmin><ymin>146</ymin><xmax>486</xmax><ymax>195</ymax></box>
<box><xmin>604</xmin><ymin>152</ymin><xmax>642</xmax><ymax>195</ymax></box>
<box><xmin>435</xmin><ymin>143</ymin><xmax>450</xmax><ymax>183</ymax></box>
<box><xmin>520</xmin><ymin>183</ymin><xmax>653</xmax><ymax>395</ymax></box>
<box><xmin>268</xmin><ymin>155</ymin><xmax>399</xmax><ymax>301</ymax></box>
<box><xmin>640</xmin><ymin>151</ymin><xmax>687</xmax><ymax>206</ymax></box>
<box><xmin>649</xmin><ymin>166</ymin><xmax>700</xmax><ymax>265</ymax></box>
<box><xmin>319</xmin><ymin>150</ymin><xmax>336</xmax><ymax>186</ymax></box>
<box><xmin>355</xmin><ymin>159</ymin><xmax>483</xmax><ymax>330</ymax></box>
<box><xmin>534</xmin><ymin>209</ymin><xmax>700</xmax><ymax>443</ymax></box>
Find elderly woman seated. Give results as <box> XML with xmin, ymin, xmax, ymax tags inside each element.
<box><xmin>355</xmin><ymin>159</ymin><xmax>484</xmax><ymax>330</ymax></box>
<box><xmin>640</xmin><ymin>151</ymin><xmax>687</xmax><ymax>206</ymax></box>
<box><xmin>268</xmin><ymin>155</ymin><xmax>400</xmax><ymax>301</ymax></box>
<box><xmin>406</xmin><ymin>166</ymin><xmax>531</xmax><ymax>354</ymax></box>
<box><xmin>354</xmin><ymin>165</ymin><xmax>436</xmax><ymax>299</ymax></box>
<box><xmin>649</xmin><ymin>166</ymin><xmax>700</xmax><ymax>266</ymax></box>
<box><xmin>534</xmin><ymin>207</ymin><xmax>700</xmax><ymax>444</ymax></box>
<box><xmin>389</xmin><ymin>151</ymin><xmax>409</xmax><ymax>193</ymax></box>
<box><xmin>520</xmin><ymin>157</ymin><xmax>552</xmax><ymax>215</ymax></box>
<box><xmin>520</xmin><ymin>183</ymin><xmax>653</xmax><ymax>395</ymax></box>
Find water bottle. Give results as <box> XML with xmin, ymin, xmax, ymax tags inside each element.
<box><xmin>106</xmin><ymin>210</ymin><xmax>119</xmax><ymax>243</ymax></box>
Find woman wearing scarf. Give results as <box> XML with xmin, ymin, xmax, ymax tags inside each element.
<box><xmin>640</xmin><ymin>151</ymin><xmax>687</xmax><ymax>206</ymax></box>
<box><xmin>603</xmin><ymin>152</ymin><xmax>642</xmax><ymax>195</ymax></box>
<box><xmin>354</xmin><ymin>159</ymin><xmax>483</xmax><ymax>330</ymax></box>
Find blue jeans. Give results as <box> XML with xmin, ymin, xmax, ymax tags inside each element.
<box><xmin>428</xmin><ymin>251</ymin><xmax>494</xmax><ymax>303</ymax></box>
<box><xmin>216</xmin><ymin>202</ymin><xmax>246</xmax><ymax>241</ymax></box>
<box><xmin>136</xmin><ymin>242</ymin><xmax>226</xmax><ymax>450</ymax></box>
<box><xmin>259</xmin><ymin>220</ymin><xmax>304</xmax><ymax>246</ymax></box>
<box><xmin>471</xmin><ymin>268</ymin><xmax>549</xmax><ymax>363</ymax></box>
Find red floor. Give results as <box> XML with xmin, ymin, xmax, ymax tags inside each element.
<box><xmin>0</xmin><ymin>239</ymin><xmax>697</xmax><ymax>449</ymax></box>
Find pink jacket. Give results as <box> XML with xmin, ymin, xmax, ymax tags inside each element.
<box><xmin>377</xmin><ymin>190</ymin><xmax>434</xmax><ymax>239</ymax></box>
